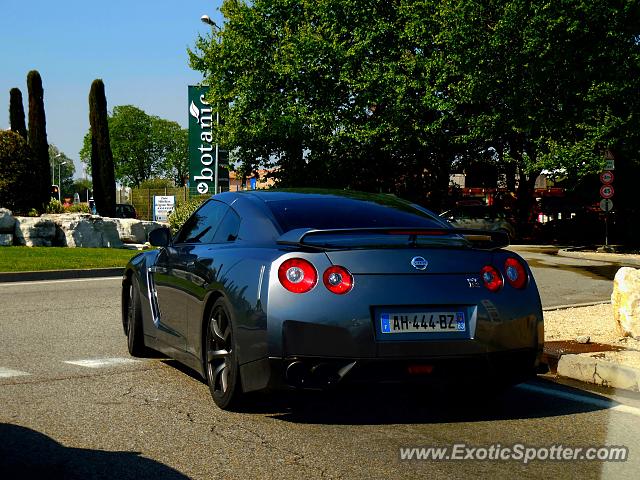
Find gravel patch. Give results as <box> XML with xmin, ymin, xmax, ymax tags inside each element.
<box><xmin>544</xmin><ymin>303</ymin><xmax>640</xmax><ymax>350</ymax></box>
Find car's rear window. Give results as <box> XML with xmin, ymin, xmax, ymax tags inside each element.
<box><xmin>267</xmin><ymin>197</ymin><xmax>445</xmax><ymax>232</ymax></box>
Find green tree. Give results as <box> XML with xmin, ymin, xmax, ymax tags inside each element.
<box><xmin>429</xmin><ymin>0</ymin><xmax>640</xmax><ymax>225</ymax></box>
<box><xmin>190</xmin><ymin>0</ymin><xmax>640</xmax><ymax>221</ymax></box>
<box><xmin>153</xmin><ymin>119</ymin><xmax>189</xmax><ymax>186</ymax></box>
<box><xmin>0</xmin><ymin>130</ymin><xmax>34</xmax><ymax>213</ymax></box>
<box><xmin>27</xmin><ymin>70</ymin><xmax>52</xmax><ymax>210</ymax></box>
<box><xmin>48</xmin><ymin>145</ymin><xmax>75</xmax><ymax>199</ymax></box>
<box><xmin>88</xmin><ymin>79</ymin><xmax>116</xmax><ymax>217</ymax></box>
<box><xmin>9</xmin><ymin>88</ymin><xmax>27</xmax><ymax>140</ymax></box>
<box><xmin>80</xmin><ymin>106</ymin><xmax>188</xmax><ymax>187</ymax></box>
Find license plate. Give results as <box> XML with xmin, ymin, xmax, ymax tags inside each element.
<box><xmin>380</xmin><ymin>311</ymin><xmax>466</xmax><ymax>334</ymax></box>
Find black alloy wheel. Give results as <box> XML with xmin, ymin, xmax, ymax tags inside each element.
<box><xmin>205</xmin><ymin>298</ymin><xmax>242</xmax><ymax>409</ymax></box>
<box><xmin>126</xmin><ymin>277</ymin><xmax>148</xmax><ymax>357</ymax></box>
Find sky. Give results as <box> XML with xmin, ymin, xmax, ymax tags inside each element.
<box><xmin>0</xmin><ymin>0</ymin><xmax>224</xmax><ymax>178</ymax></box>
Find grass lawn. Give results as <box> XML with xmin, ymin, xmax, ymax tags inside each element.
<box><xmin>0</xmin><ymin>247</ymin><xmax>141</xmax><ymax>272</ymax></box>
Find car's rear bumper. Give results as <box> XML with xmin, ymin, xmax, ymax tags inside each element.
<box><xmin>239</xmin><ymin>348</ymin><xmax>539</xmax><ymax>393</ymax></box>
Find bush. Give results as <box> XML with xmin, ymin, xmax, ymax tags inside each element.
<box><xmin>65</xmin><ymin>203</ymin><xmax>91</xmax><ymax>213</ymax></box>
<box><xmin>167</xmin><ymin>196</ymin><xmax>208</xmax><ymax>234</ymax></box>
<box><xmin>27</xmin><ymin>208</ymin><xmax>39</xmax><ymax>217</ymax></box>
<box><xmin>0</xmin><ymin>130</ymin><xmax>34</xmax><ymax>213</ymax></box>
<box><xmin>45</xmin><ymin>198</ymin><xmax>65</xmax><ymax>214</ymax></box>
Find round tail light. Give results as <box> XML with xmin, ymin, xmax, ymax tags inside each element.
<box><xmin>504</xmin><ymin>258</ymin><xmax>527</xmax><ymax>289</ymax></box>
<box><xmin>481</xmin><ymin>265</ymin><xmax>503</xmax><ymax>292</ymax></box>
<box><xmin>278</xmin><ymin>258</ymin><xmax>317</xmax><ymax>293</ymax></box>
<box><xmin>323</xmin><ymin>266</ymin><xmax>354</xmax><ymax>294</ymax></box>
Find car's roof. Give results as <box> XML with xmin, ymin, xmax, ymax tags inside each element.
<box><xmin>226</xmin><ymin>188</ymin><xmax>424</xmax><ymax>209</ymax></box>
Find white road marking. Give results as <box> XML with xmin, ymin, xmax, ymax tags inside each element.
<box><xmin>1</xmin><ymin>277</ymin><xmax>121</xmax><ymax>288</ymax></box>
<box><xmin>64</xmin><ymin>357</ymin><xmax>141</xmax><ymax>369</ymax></box>
<box><xmin>517</xmin><ymin>383</ymin><xmax>640</xmax><ymax>418</ymax></box>
<box><xmin>0</xmin><ymin>367</ymin><xmax>31</xmax><ymax>378</ymax></box>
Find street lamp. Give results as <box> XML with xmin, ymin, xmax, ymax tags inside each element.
<box><xmin>52</xmin><ymin>153</ymin><xmax>61</xmax><ymax>188</ymax></box>
<box><xmin>200</xmin><ymin>15</ymin><xmax>220</xmax><ymax>31</ymax></box>
<box><xmin>58</xmin><ymin>161</ymin><xmax>67</xmax><ymax>202</ymax></box>
<box><xmin>201</xmin><ymin>14</ymin><xmax>222</xmax><ymax>194</ymax></box>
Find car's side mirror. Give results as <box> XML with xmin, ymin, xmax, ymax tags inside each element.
<box><xmin>148</xmin><ymin>227</ymin><xmax>172</xmax><ymax>247</ymax></box>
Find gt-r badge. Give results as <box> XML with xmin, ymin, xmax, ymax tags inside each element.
<box><xmin>467</xmin><ymin>277</ymin><xmax>481</xmax><ymax>288</ymax></box>
<box><xmin>411</xmin><ymin>256</ymin><xmax>428</xmax><ymax>270</ymax></box>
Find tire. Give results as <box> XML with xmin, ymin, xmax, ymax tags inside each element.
<box><xmin>205</xmin><ymin>298</ymin><xmax>242</xmax><ymax>410</ymax></box>
<box><xmin>125</xmin><ymin>276</ymin><xmax>148</xmax><ymax>357</ymax></box>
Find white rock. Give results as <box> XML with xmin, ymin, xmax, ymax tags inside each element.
<box><xmin>41</xmin><ymin>214</ymin><xmax>123</xmax><ymax>248</ymax></box>
<box><xmin>612</xmin><ymin>267</ymin><xmax>640</xmax><ymax>339</ymax></box>
<box><xmin>0</xmin><ymin>208</ymin><xmax>15</xmax><ymax>233</ymax></box>
<box><xmin>0</xmin><ymin>233</ymin><xmax>12</xmax><ymax>246</ymax></box>
<box><xmin>575</xmin><ymin>335</ymin><xmax>591</xmax><ymax>344</ymax></box>
<box><xmin>13</xmin><ymin>217</ymin><xmax>57</xmax><ymax>247</ymax></box>
<box><xmin>112</xmin><ymin>218</ymin><xmax>165</xmax><ymax>244</ymax></box>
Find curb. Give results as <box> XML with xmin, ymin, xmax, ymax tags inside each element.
<box><xmin>543</xmin><ymin>301</ymin><xmax>611</xmax><ymax>312</ymax></box>
<box><xmin>557</xmin><ymin>248</ymin><xmax>640</xmax><ymax>267</ymax></box>
<box><xmin>557</xmin><ymin>354</ymin><xmax>640</xmax><ymax>392</ymax></box>
<box><xmin>0</xmin><ymin>268</ymin><xmax>124</xmax><ymax>283</ymax></box>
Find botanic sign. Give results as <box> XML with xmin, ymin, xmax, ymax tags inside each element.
<box><xmin>188</xmin><ymin>86</ymin><xmax>229</xmax><ymax>195</ymax></box>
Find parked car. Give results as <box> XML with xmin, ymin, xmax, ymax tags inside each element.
<box><xmin>440</xmin><ymin>204</ymin><xmax>516</xmax><ymax>240</ymax></box>
<box><xmin>115</xmin><ymin>203</ymin><xmax>137</xmax><ymax>219</ymax></box>
<box><xmin>122</xmin><ymin>190</ymin><xmax>543</xmax><ymax>409</ymax></box>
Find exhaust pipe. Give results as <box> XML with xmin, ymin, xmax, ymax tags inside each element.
<box><xmin>285</xmin><ymin>361</ymin><xmax>307</xmax><ymax>387</ymax></box>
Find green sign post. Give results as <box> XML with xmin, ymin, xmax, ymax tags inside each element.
<box><xmin>188</xmin><ymin>86</ymin><xmax>229</xmax><ymax>196</ymax></box>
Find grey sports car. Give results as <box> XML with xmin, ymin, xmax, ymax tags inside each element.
<box><xmin>122</xmin><ymin>189</ymin><xmax>543</xmax><ymax>409</ymax></box>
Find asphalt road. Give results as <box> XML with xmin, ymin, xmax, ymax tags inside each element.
<box><xmin>510</xmin><ymin>246</ymin><xmax>619</xmax><ymax>308</ymax></box>
<box><xmin>2</xmin><ymin>275</ymin><xmax>640</xmax><ymax>479</ymax></box>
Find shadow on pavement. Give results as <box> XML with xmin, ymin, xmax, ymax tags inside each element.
<box><xmin>0</xmin><ymin>424</ymin><xmax>188</xmax><ymax>480</ymax></box>
<box><xmin>262</xmin><ymin>378</ymin><xmax>612</xmax><ymax>425</ymax></box>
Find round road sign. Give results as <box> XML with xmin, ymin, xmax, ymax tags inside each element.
<box><xmin>600</xmin><ymin>199</ymin><xmax>614</xmax><ymax>212</ymax></box>
<box><xmin>600</xmin><ymin>185</ymin><xmax>615</xmax><ymax>199</ymax></box>
<box><xmin>600</xmin><ymin>171</ymin><xmax>614</xmax><ymax>184</ymax></box>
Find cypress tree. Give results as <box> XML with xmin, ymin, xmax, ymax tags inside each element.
<box><xmin>0</xmin><ymin>130</ymin><xmax>33</xmax><ymax>213</ymax></box>
<box><xmin>88</xmin><ymin>79</ymin><xmax>116</xmax><ymax>217</ymax></box>
<box><xmin>26</xmin><ymin>70</ymin><xmax>52</xmax><ymax>210</ymax></box>
<box><xmin>9</xmin><ymin>88</ymin><xmax>27</xmax><ymax>140</ymax></box>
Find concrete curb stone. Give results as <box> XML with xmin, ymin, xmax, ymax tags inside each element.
<box><xmin>0</xmin><ymin>268</ymin><xmax>123</xmax><ymax>283</ymax></box>
<box><xmin>557</xmin><ymin>353</ymin><xmax>640</xmax><ymax>392</ymax></box>
<box><xmin>557</xmin><ymin>248</ymin><xmax>640</xmax><ymax>267</ymax></box>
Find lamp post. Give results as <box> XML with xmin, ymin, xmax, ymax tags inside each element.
<box><xmin>52</xmin><ymin>153</ymin><xmax>61</xmax><ymax>190</ymax></box>
<box><xmin>58</xmin><ymin>161</ymin><xmax>67</xmax><ymax>202</ymax></box>
<box><xmin>200</xmin><ymin>14</ymin><xmax>221</xmax><ymax>194</ymax></box>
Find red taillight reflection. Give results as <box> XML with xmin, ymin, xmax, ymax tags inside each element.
<box><xmin>278</xmin><ymin>258</ymin><xmax>317</xmax><ymax>294</ymax></box>
<box><xmin>504</xmin><ymin>258</ymin><xmax>527</xmax><ymax>289</ymax></box>
<box><xmin>323</xmin><ymin>265</ymin><xmax>354</xmax><ymax>295</ymax></box>
<box><xmin>481</xmin><ymin>265</ymin><xmax>503</xmax><ymax>292</ymax></box>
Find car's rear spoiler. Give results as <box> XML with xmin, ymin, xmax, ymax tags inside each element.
<box><xmin>276</xmin><ymin>227</ymin><xmax>510</xmax><ymax>250</ymax></box>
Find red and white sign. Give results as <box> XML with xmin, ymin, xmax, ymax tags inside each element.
<box><xmin>600</xmin><ymin>171</ymin><xmax>614</xmax><ymax>184</ymax></box>
<box><xmin>600</xmin><ymin>185</ymin><xmax>615</xmax><ymax>199</ymax></box>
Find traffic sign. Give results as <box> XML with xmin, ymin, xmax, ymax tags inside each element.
<box><xmin>600</xmin><ymin>199</ymin><xmax>614</xmax><ymax>212</ymax></box>
<box><xmin>600</xmin><ymin>185</ymin><xmax>614</xmax><ymax>199</ymax></box>
<box><xmin>600</xmin><ymin>171</ymin><xmax>614</xmax><ymax>184</ymax></box>
<box><xmin>605</xmin><ymin>159</ymin><xmax>615</xmax><ymax>170</ymax></box>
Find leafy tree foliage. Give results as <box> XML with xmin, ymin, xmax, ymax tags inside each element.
<box><xmin>0</xmin><ymin>130</ymin><xmax>34</xmax><ymax>213</ymax></box>
<box><xmin>80</xmin><ymin>106</ymin><xmax>188</xmax><ymax>187</ymax></box>
<box><xmin>27</xmin><ymin>70</ymin><xmax>52</xmax><ymax>210</ymax></box>
<box><xmin>88</xmin><ymin>79</ymin><xmax>116</xmax><ymax>218</ymax></box>
<box><xmin>9</xmin><ymin>88</ymin><xmax>27</xmax><ymax>140</ymax></box>
<box><xmin>190</xmin><ymin>0</ymin><xmax>640</xmax><ymax>219</ymax></box>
